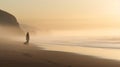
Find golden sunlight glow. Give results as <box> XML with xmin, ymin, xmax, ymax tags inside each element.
<box><xmin>0</xmin><ymin>0</ymin><xmax>120</xmax><ymax>32</ymax></box>
<box><xmin>1</xmin><ymin>0</ymin><xmax>120</xmax><ymax>63</ymax></box>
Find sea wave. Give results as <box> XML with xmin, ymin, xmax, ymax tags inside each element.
<box><xmin>32</xmin><ymin>37</ymin><xmax>120</xmax><ymax>49</ymax></box>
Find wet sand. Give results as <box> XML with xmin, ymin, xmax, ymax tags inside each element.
<box><xmin>0</xmin><ymin>39</ymin><xmax>120</xmax><ymax>67</ymax></box>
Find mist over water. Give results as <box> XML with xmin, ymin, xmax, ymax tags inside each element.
<box><xmin>0</xmin><ymin>19</ymin><xmax>116</xmax><ymax>49</ymax></box>
<box><xmin>28</xmin><ymin>28</ymin><xmax>120</xmax><ymax>61</ymax></box>
<box><xmin>30</xmin><ymin>28</ymin><xmax>120</xmax><ymax>49</ymax></box>
<box><xmin>2</xmin><ymin>22</ymin><xmax>120</xmax><ymax>61</ymax></box>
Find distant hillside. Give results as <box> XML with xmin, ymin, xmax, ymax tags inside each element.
<box><xmin>0</xmin><ymin>9</ymin><xmax>23</xmax><ymax>35</ymax></box>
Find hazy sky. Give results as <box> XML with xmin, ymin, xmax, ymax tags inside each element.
<box><xmin>0</xmin><ymin>0</ymin><xmax>120</xmax><ymax>30</ymax></box>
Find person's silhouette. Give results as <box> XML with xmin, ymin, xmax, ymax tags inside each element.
<box><xmin>24</xmin><ymin>32</ymin><xmax>30</xmax><ymax>44</ymax></box>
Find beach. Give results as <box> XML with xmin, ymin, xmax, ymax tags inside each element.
<box><xmin>0</xmin><ymin>37</ymin><xmax>120</xmax><ymax>67</ymax></box>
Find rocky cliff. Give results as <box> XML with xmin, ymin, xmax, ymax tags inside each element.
<box><xmin>0</xmin><ymin>9</ymin><xmax>23</xmax><ymax>35</ymax></box>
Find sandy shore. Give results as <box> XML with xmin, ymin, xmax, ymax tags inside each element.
<box><xmin>0</xmin><ymin>39</ymin><xmax>120</xmax><ymax>67</ymax></box>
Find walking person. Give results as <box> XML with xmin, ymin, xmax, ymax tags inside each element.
<box><xmin>24</xmin><ymin>32</ymin><xmax>30</xmax><ymax>44</ymax></box>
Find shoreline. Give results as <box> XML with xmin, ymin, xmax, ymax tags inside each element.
<box><xmin>37</xmin><ymin>43</ymin><xmax>120</xmax><ymax>61</ymax></box>
<box><xmin>0</xmin><ymin>39</ymin><xmax>120</xmax><ymax>67</ymax></box>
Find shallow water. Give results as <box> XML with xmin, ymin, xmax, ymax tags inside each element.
<box><xmin>31</xmin><ymin>36</ymin><xmax>120</xmax><ymax>61</ymax></box>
